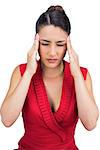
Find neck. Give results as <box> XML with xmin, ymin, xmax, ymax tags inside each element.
<box><xmin>41</xmin><ymin>60</ymin><xmax>64</xmax><ymax>79</ymax></box>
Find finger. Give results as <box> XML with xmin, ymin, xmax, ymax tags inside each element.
<box><xmin>67</xmin><ymin>36</ymin><xmax>73</xmax><ymax>51</ymax></box>
<box><xmin>66</xmin><ymin>39</ymin><xmax>73</xmax><ymax>62</ymax></box>
<box><xmin>67</xmin><ymin>36</ymin><xmax>77</xmax><ymax>58</ymax></box>
<box><xmin>33</xmin><ymin>34</ymin><xmax>40</xmax><ymax>60</ymax></box>
<box><xmin>67</xmin><ymin>36</ymin><xmax>77</xmax><ymax>56</ymax></box>
<box><xmin>29</xmin><ymin>33</ymin><xmax>40</xmax><ymax>56</ymax></box>
<box><xmin>33</xmin><ymin>33</ymin><xmax>40</xmax><ymax>51</ymax></box>
<box><xmin>67</xmin><ymin>36</ymin><xmax>72</xmax><ymax>58</ymax></box>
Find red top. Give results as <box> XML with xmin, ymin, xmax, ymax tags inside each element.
<box><xmin>18</xmin><ymin>59</ymin><xmax>88</xmax><ymax>150</ymax></box>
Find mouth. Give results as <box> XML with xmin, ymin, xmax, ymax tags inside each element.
<box><xmin>47</xmin><ymin>59</ymin><xmax>58</xmax><ymax>63</ymax></box>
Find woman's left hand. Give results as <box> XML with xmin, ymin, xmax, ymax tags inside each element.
<box><xmin>67</xmin><ymin>36</ymin><xmax>81</xmax><ymax>78</ymax></box>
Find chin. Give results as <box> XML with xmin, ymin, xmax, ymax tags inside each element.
<box><xmin>41</xmin><ymin>59</ymin><xmax>62</xmax><ymax>68</ymax></box>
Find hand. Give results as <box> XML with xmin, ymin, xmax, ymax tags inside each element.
<box><xmin>67</xmin><ymin>36</ymin><xmax>81</xmax><ymax>78</ymax></box>
<box><xmin>26</xmin><ymin>33</ymin><xmax>40</xmax><ymax>77</ymax></box>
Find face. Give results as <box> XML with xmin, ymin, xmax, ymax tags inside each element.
<box><xmin>38</xmin><ymin>25</ymin><xmax>68</xmax><ymax>68</ymax></box>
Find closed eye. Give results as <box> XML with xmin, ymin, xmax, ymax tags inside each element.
<box><xmin>41</xmin><ymin>43</ymin><xmax>49</xmax><ymax>46</ymax></box>
<box><xmin>57</xmin><ymin>44</ymin><xmax>64</xmax><ymax>46</ymax></box>
<box><xmin>41</xmin><ymin>43</ymin><xmax>64</xmax><ymax>46</ymax></box>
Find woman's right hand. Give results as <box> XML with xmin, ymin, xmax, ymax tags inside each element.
<box><xmin>26</xmin><ymin>33</ymin><xmax>40</xmax><ymax>77</ymax></box>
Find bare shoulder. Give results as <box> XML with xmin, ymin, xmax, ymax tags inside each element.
<box><xmin>85</xmin><ymin>70</ymin><xmax>95</xmax><ymax>101</ymax></box>
<box><xmin>11</xmin><ymin>65</ymin><xmax>22</xmax><ymax>81</ymax></box>
<box><xmin>11</xmin><ymin>65</ymin><xmax>21</xmax><ymax>79</ymax></box>
<box><xmin>4</xmin><ymin>65</ymin><xmax>21</xmax><ymax>99</ymax></box>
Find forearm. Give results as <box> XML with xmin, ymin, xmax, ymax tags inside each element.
<box><xmin>74</xmin><ymin>72</ymin><xmax>99</xmax><ymax>130</ymax></box>
<box><xmin>0</xmin><ymin>70</ymin><xmax>33</xmax><ymax>127</ymax></box>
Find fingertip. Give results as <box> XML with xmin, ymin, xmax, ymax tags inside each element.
<box><xmin>36</xmin><ymin>33</ymin><xmax>40</xmax><ymax>40</ymax></box>
<box><xmin>67</xmin><ymin>35</ymin><xmax>70</xmax><ymax>42</ymax></box>
<box><xmin>34</xmin><ymin>33</ymin><xmax>39</xmax><ymax>40</ymax></box>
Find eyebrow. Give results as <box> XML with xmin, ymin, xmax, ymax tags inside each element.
<box><xmin>40</xmin><ymin>39</ymin><xmax>66</xmax><ymax>43</ymax></box>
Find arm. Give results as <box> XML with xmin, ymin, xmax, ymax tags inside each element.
<box><xmin>66</xmin><ymin>36</ymin><xmax>99</xmax><ymax>130</ymax></box>
<box><xmin>74</xmin><ymin>70</ymin><xmax>99</xmax><ymax>130</ymax></box>
<box><xmin>0</xmin><ymin>66</ymin><xmax>33</xmax><ymax>127</ymax></box>
<box><xmin>0</xmin><ymin>34</ymin><xmax>40</xmax><ymax>127</ymax></box>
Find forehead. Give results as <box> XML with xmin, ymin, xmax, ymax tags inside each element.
<box><xmin>38</xmin><ymin>25</ymin><xmax>68</xmax><ymax>42</ymax></box>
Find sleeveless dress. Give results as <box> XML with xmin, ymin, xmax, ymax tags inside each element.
<box><xmin>17</xmin><ymin>59</ymin><xmax>88</xmax><ymax>150</ymax></box>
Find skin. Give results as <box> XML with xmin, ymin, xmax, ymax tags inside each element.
<box><xmin>38</xmin><ymin>25</ymin><xmax>68</xmax><ymax>79</ymax></box>
<box><xmin>36</xmin><ymin>25</ymin><xmax>99</xmax><ymax>130</ymax></box>
<box><xmin>0</xmin><ymin>25</ymin><xmax>99</xmax><ymax>130</ymax></box>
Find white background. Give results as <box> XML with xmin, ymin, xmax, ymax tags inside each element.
<box><xmin>0</xmin><ymin>0</ymin><xmax>100</xmax><ymax>149</ymax></box>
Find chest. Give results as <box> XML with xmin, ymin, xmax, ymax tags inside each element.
<box><xmin>43</xmin><ymin>77</ymin><xmax>63</xmax><ymax>113</ymax></box>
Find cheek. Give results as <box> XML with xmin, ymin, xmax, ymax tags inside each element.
<box><xmin>59</xmin><ymin>47</ymin><xmax>66</xmax><ymax>54</ymax></box>
<box><xmin>60</xmin><ymin>48</ymin><xmax>67</xmax><ymax>58</ymax></box>
<box><xmin>38</xmin><ymin>46</ymin><xmax>46</xmax><ymax>57</ymax></box>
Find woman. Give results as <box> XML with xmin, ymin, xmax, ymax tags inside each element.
<box><xmin>0</xmin><ymin>5</ymin><xmax>99</xmax><ymax>150</ymax></box>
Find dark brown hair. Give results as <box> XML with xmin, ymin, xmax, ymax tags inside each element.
<box><xmin>36</xmin><ymin>5</ymin><xmax>71</xmax><ymax>35</ymax></box>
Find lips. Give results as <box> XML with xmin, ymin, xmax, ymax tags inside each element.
<box><xmin>47</xmin><ymin>59</ymin><xmax>58</xmax><ymax>63</ymax></box>
<box><xmin>47</xmin><ymin>59</ymin><xmax>58</xmax><ymax>60</ymax></box>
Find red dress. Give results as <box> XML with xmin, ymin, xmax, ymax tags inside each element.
<box><xmin>18</xmin><ymin>59</ymin><xmax>88</xmax><ymax>150</ymax></box>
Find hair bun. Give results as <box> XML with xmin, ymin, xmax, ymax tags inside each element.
<box><xmin>46</xmin><ymin>5</ymin><xmax>64</xmax><ymax>12</ymax></box>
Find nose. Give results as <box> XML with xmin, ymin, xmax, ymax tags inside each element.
<box><xmin>49</xmin><ymin>45</ymin><xmax>57</xmax><ymax>56</ymax></box>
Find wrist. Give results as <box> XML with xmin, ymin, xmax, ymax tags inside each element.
<box><xmin>73</xmin><ymin>70</ymin><xmax>84</xmax><ymax>80</ymax></box>
<box><xmin>24</xmin><ymin>70</ymin><xmax>35</xmax><ymax>79</ymax></box>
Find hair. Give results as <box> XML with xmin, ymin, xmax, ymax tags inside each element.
<box><xmin>36</xmin><ymin>5</ymin><xmax>71</xmax><ymax>35</ymax></box>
